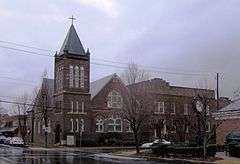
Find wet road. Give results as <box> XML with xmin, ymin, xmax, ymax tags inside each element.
<box><xmin>0</xmin><ymin>145</ymin><xmax>161</xmax><ymax>164</ymax></box>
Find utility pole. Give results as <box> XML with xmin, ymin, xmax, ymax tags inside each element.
<box><xmin>216</xmin><ymin>73</ymin><xmax>220</xmax><ymax>111</ymax></box>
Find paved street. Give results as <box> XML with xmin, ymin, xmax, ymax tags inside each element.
<box><xmin>0</xmin><ymin>145</ymin><xmax>160</xmax><ymax>164</ymax></box>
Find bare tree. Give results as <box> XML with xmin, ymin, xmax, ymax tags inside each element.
<box><xmin>0</xmin><ymin>102</ymin><xmax>6</xmax><ymax>128</ymax></box>
<box><xmin>35</xmin><ymin>70</ymin><xmax>51</xmax><ymax>147</ymax></box>
<box><xmin>14</xmin><ymin>93</ymin><xmax>32</xmax><ymax>145</ymax></box>
<box><xmin>122</xmin><ymin>62</ymin><xmax>150</xmax><ymax>85</ymax></box>
<box><xmin>121</xmin><ymin>63</ymin><xmax>153</xmax><ymax>153</ymax></box>
<box><xmin>0</xmin><ymin>102</ymin><xmax>5</xmax><ymax>114</ymax></box>
<box><xmin>191</xmin><ymin>94</ymin><xmax>225</xmax><ymax>158</ymax></box>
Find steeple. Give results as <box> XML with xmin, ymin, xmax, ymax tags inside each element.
<box><xmin>59</xmin><ymin>24</ymin><xmax>86</xmax><ymax>56</ymax></box>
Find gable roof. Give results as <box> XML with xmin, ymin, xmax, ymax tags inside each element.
<box><xmin>218</xmin><ymin>98</ymin><xmax>240</xmax><ymax>113</ymax></box>
<box><xmin>58</xmin><ymin>24</ymin><xmax>85</xmax><ymax>56</ymax></box>
<box><xmin>90</xmin><ymin>74</ymin><xmax>116</xmax><ymax>99</ymax></box>
<box><xmin>213</xmin><ymin>98</ymin><xmax>240</xmax><ymax>120</ymax></box>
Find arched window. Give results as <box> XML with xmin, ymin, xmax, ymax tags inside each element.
<box><xmin>126</xmin><ymin>120</ymin><xmax>133</xmax><ymax>133</ymax></box>
<box><xmin>108</xmin><ymin>116</ymin><xmax>122</xmax><ymax>132</ymax></box>
<box><xmin>58</xmin><ymin>67</ymin><xmax>62</xmax><ymax>89</ymax></box>
<box><xmin>80</xmin><ymin>66</ymin><xmax>84</xmax><ymax>88</ymax></box>
<box><xmin>74</xmin><ymin>66</ymin><xmax>79</xmax><ymax>88</ymax></box>
<box><xmin>107</xmin><ymin>90</ymin><xmax>122</xmax><ymax>108</ymax></box>
<box><xmin>69</xmin><ymin>65</ymin><xmax>74</xmax><ymax>88</ymax></box>
<box><xmin>96</xmin><ymin>118</ymin><xmax>104</xmax><ymax>132</ymax></box>
<box><xmin>80</xmin><ymin>119</ymin><xmax>84</xmax><ymax>132</ymax></box>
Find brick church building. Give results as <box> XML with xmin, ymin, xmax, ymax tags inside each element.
<box><xmin>30</xmin><ymin>24</ymin><xmax>224</xmax><ymax>147</ymax></box>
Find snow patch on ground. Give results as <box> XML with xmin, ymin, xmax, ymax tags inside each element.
<box><xmin>93</xmin><ymin>153</ymin><xmax>147</xmax><ymax>161</ymax></box>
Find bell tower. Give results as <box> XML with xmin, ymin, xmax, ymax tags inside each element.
<box><xmin>54</xmin><ymin>22</ymin><xmax>91</xmax><ymax>146</ymax></box>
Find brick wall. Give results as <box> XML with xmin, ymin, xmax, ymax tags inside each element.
<box><xmin>216</xmin><ymin>118</ymin><xmax>240</xmax><ymax>145</ymax></box>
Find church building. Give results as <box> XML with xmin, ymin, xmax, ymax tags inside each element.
<box><xmin>30</xmin><ymin>24</ymin><xmax>224</xmax><ymax>147</ymax></box>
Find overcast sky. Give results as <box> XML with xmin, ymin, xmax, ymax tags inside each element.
<box><xmin>0</xmin><ymin>0</ymin><xmax>240</xmax><ymax>111</ymax></box>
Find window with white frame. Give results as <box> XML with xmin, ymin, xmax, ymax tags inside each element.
<box><xmin>185</xmin><ymin>124</ymin><xmax>189</xmax><ymax>133</ymax></box>
<box><xmin>80</xmin><ymin>119</ymin><xmax>84</xmax><ymax>132</ymax></box>
<box><xmin>38</xmin><ymin>121</ymin><xmax>41</xmax><ymax>134</ymax></box>
<box><xmin>70</xmin><ymin>118</ymin><xmax>74</xmax><ymax>132</ymax></box>
<box><xmin>108</xmin><ymin>117</ymin><xmax>122</xmax><ymax>132</ymax></box>
<box><xmin>154</xmin><ymin>129</ymin><xmax>157</xmax><ymax>138</ymax></box>
<box><xmin>96</xmin><ymin>118</ymin><xmax>104</xmax><ymax>132</ymax></box>
<box><xmin>70</xmin><ymin>101</ymin><xmax>74</xmax><ymax>113</ymax></box>
<box><xmin>161</xmin><ymin>119</ymin><xmax>167</xmax><ymax>135</ymax></box>
<box><xmin>69</xmin><ymin>65</ymin><xmax>74</xmax><ymax>88</ymax></box>
<box><xmin>57</xmin><ymin>66</ymin><xmax>63</xmax><ymax>90</ymax></box>
<box><xmin>76</xmin><ymin>101</ymin><xmax>79</xmax><ymax>113</ymax></box>
<box><xmin>75</xmin><ymin>66</ymin><xmax>79</xmax><ymax>88</ymax></box>
<box><xmin>156</xmin><ymin>102</ymin><xmax>164</xmax><ymax>114</ymax></box>
<box><xmin>184</xmin><ymin>104</ymin><xmax>189</xmax><ymax>115</ymax></box>
<box><xmin>107</xmin><ymin>90</ymin><xmax>122</xmax><ymax>108</ymax></box>
<box><xmin>48</xmin><ymin>120</ymin><xmax>51</xmax><ymax>133</ymax></box>
<box><xmin>81</xmin><ymin>102</ymin><xmax>85</xmax><ymax>113</ymax></box>
<box><xmin>76</xmin><ymin>119</ymin><xmax>79</xmax><ymax>132</ymax></box>
<box><xmin>80</xmin><ymin>66</ymin><xmax>84</xmax><ymax>88</ymax></box>
<box><xmin>126</xmin><ymin>120</ymin><xmax>133</xmax><ymax>132</ymax></box>
<box><xmin>171</xmin><ymin>103</ymin><xmax>176</xmax><ymax>114</ymax></box>
<box><xmin>59</xmin><ymin>66</ymin><xmax>63</xmax><ymax>89</ymax></box>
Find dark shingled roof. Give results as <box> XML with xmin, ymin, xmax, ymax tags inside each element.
<box><xmin>90</xmin><ymin>74</ymin><xmax>116</xmax><ymax>99</ymax></box>
<box><xmin>59</xmin><ymin>24</ymin><xmax>85</xmax><ymax>56</ymax></box>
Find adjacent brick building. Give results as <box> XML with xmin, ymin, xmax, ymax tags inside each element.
<box><xmin>29</xmin><ymin>24</ymin><xmax>227</xmax><ymax>147</ymax></box>
<box><xmin>214</xmin><ymin>98</ymin><xmax>240</xmax><ymax>145</ymax></box>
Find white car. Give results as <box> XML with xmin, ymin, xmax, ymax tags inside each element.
<box><xmin>4</xmin><ymin>137</ymin><xmax>12</xmax><ymax>145</ymax></box>
<box><xmin>141</xmin><ymin>139</ymin><xmax>171</xmax><ymax>148</ymax></box>
<box><xmin>9</xmin><ymin>137</ymin><xmax>24</xmax><ymax>146</ymax></box>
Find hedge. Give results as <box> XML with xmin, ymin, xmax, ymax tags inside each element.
<box><xmin>228</xmin><ymin>143</ymin><xmax>240</xmax><ymax>157</ymax></box>
<box><xmin>151</xmin><ymin>144</ymin><xmax>216</xmax><ymax>157</ymax></box>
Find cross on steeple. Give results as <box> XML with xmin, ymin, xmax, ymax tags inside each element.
<box><xmin>68</xmin><ymin>15</ymin><xmax>76</xmax><ymax>25</ymax></box>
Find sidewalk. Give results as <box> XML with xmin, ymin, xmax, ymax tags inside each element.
<box><xmin>215</xmin><ymin>152</ymin><xmax>240</xmax><ymax>164</ymax></box>
<box><xmin>29</xmin><ymin>146</ymin><xmax>135</xmax><ymax>154</ymax></box>
<box><xmin>114</xmin><ymin>150</ymin><xmax>216</xmax><ymax>164</ymax></box>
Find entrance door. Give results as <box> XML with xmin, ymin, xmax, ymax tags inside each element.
<box><xmin>55</xmin><ymin>124</ymin><xmax>61</xmax><ymax>144</ymax></box>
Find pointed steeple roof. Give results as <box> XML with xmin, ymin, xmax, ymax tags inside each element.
<box><xmin>59</xmin><ymin>24</ymin><xmax>85</xmax><ymax>56</ymax></box>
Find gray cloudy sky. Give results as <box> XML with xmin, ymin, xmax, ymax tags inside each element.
<box><xmin>0</xmin><ymin>0</ymin><xmax>240</xmax><ymax>110</ymax></box>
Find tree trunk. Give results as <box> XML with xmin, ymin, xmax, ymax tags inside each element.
<box><xmin>203</xmin><ymin>134</ymin><xmax>207</xmax><ymax>159</ymax></box>
<box><xmin>22</xmin><ymin>116</ymin><xmax>27</xmax><ymax>145</ymax></box>
<box><xmin>134</xmin><ymin>132</ymin><xmax>140</xmax><ymax>154</ymax></box>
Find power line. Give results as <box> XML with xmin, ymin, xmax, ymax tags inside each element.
<box><xmin>0</xmin><ymin>45</ymin><xmax>52</xmax><ymax>57</ymax></box>
<box><xmin>0</xmin><ymin>40</ymin><xmax>54</xmax><ymax>53</ymax></box>
<box><xmin>0</xmin><ymin>39</ymin><xmax>213</xmax><ymax>76</ymax></box>
<box><xmin>0</xmin><ymin>76</ymin><xmax>37</xmax><ymax>84</ymax></box>
<box><xmin>0</xmin><ymin>44</ymin><xmax>211</xmax><ymax>77</ymax></box>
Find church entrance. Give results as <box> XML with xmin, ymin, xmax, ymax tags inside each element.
<box><xmin>55</xmin><ymin>124</ymin><xmax>61</xmax><ymax>144</ymax></box>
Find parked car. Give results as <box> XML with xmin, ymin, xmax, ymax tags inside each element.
<box><xmin>4</xmin><ymin>137</ymin><xmax>12</xmax><ymax>145</ymax></box>
<box><xmin>9</xmin><ymin>137</ymin><xmax>24</xmax><ymax>147</ymax></box>
<box><xmin>0</xmin><ymin>135</ymin><xmax>7</xmax><ymax>144</ymax></box>
<box><xmin>141</xmin><ymin>139</ymin><xmax>171</xmax><ymax>148</ymax></box>
<box><xmin>225</xmin><ymin>131</ymin><xmax>240</xmax><ymax>144</ymax></box>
